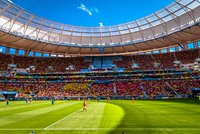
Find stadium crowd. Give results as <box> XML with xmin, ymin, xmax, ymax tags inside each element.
<box><xmin>0</xmin><ymin>49</ymin><xmax>199</xmax><ymax>72</ymax></box>
<box><xmin>114</xmin><ymin>49</ymin><xmax>199</xmax><ymax>70</ymax></box>
<box><xmin>0</xmin><ymin>48</ymin><xmax>199</xmax><ymax>99</ymax></box>
<box><xmin>0</xmin><ymin>79</ymin><xmax>199</xmax><ymax>99</ymax></box>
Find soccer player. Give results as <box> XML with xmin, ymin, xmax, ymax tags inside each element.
<box><xmin>97</xmin><ymin>96</ymin><xmax>100</xmax><ymax>102</ymax></box>
<box><xmin>6</xmin><ymin>99</ymin><xmax>9</xmax><ymax>106</ymax></box>
<box><xmin>132</xmin><ymin>97</ymin><xmax>134</xmax><ymax>103</ymax></box>
<box><xmin>26</xmin><ymin>98</ymin><xmax>28</xmax><ymax>104</ymax></box>
<box><xmin>30</xmin><ymin>98</ymin><xmax>32</xmax><ymax>104</ymax></box>
<box><xmin>51</xmin><ymin>97</ymin><xmax>55</xmax><ymax>106</ymax></box>
<box><xmin>83</xmin><ymin>100</ymin><xmax>87</xmax><ymax>112</ymax></box>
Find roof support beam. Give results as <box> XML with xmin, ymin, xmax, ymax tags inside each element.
<box><xmin>144</xmin><ymin>17</ymin><xmax>155</xmax><ymax>38</ymax></box>
<box><xmin>78</xmin><ymin>47</ymin><xmax>81</xmax><ymax>55</ymax></box>
<box><xmin>155</xmin><ymin>38</ymin><xmax>170</xmax><ymax>48</ymax></box>
<box><xmin>122</xmin><ymin>46</ymin><xmax>129</xmax><ymax>53</ymax></box>
<box><xmin>52</xmin><ymin>45</ymin><xmax>60</xmax><ymax>53</ymax></box>
<box><xmin>132</xmin><ymin>44</ymin><xmax>142</xmax><ymax>52</ymax></box>
<box><xmin>22</xmin><ymin>16</ymin><xmax>34</xmax><ymax>35</ymax></box>
<box><xmin>8</xmin><ymin>11</ymin><xmax>24</xmax><ymax>32</ymax></box>
<box><xmin>154</xmin><ymin>13</ymin><xmax>168</xmax><ymax>33</ymax></box>
<box><xmin>144</xmin><ymin>42</ymin><xmax>156</xmax><ymax>50</ymax></box>
<box><xmin>175</xmin><ymin>1</ymin><xmax>195</xmax><ymax>21</ymax></box>
<box><xmin>0</xmin><ymin>3</ymin><xmax>12</xmax><ymax>18</ymax></box>
<box><xmin>135</xmin><ymin>21</ymin><xmax>145</xmax><ymax>41</ymax></box>
<box><xmin>90</xmin><ymin>48</ymin><xmax>93</xmax><ymax>55</ymax></box>
<box><xmin>167</xmin><ymin>35</ymin><xmax>185</xmax><ymax>50</ymax></box>
<box><xmin>182</xmin><ymin>30</ymin><xmax>199</xmax><ymax>36</ymax></box>
<box><xmin>65</xmin><ymin>47</ymin><xmax>71</xmax><ymax>55</ymax></box>
<box><xmin>164</xmin><ymin>8</ymin><xmax>181</xmax><ymax>30</ymax></box>
<box><xmin>39</xmin><ymin>43</ymin><xmax>49</xmax><ymax>52</ymax></box>
<box><xmin>6</xmin><ymin>37</ymin><xmax>23</xmax><ymax>44</ymax></box>
<box><xmin>0</xmin><ymin>33</ymin><xmax>9</xmax><ymax>38</ymax></box>
<box><xmin>111</xmin><ymin>47</ymin><xmax>116</xmax><ymax>54</ymax></box>
<box><xmin>23</xmin><ymin>41</ymin><xmax>38</xmax><ymax>50</ymax></box>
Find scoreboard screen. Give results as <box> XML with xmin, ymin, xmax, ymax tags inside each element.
<box><xmin>99</xmin><ymin>48</ymin><xmax>104</xmax><ymax>52</ymax></box>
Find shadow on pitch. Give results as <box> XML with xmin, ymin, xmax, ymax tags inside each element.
<box><xmin>107</xmin><ymin>99</ymin><xmax>200</xmax><ymax>134</ymax></box>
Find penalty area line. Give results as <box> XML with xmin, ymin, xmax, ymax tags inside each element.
<box><xmin>44</xmin><ymin>108</ymin><xmax>82</xmax><ymax>130</ymax></box>
<box><xmin>44</xmin><ymin>102</ymin><xmax>93</xmax><ymax>130</ymax></box>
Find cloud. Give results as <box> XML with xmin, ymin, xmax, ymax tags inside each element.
<box><xmin>0</xmin><ymin>48</ymin><xmax>2</xmax><ymax>52</ymax></box>
<box><xmin>94</xmin><ymin>8</ymin><xmax>99</xmax><ymax>13</ymax></box>
<box><xmin>77</xmin><ymin>4</ymin><xmax>92</xmax><ymax>15</ymax></box>
<box><xmin>7</xmin><ymin>0</ymin><xmax>14</xmax><ymax>3</ymax></box>
<box><xmin>77</xmin><ymin>4</ymin><xmax>99</xmax><ymax>16</ymax></box>
<box><xmin>99</xmin><ymin>22</ymin><xmax>104</xmax><ymax>27</ymax></box>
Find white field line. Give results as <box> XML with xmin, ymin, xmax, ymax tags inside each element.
<box><xmin>44</xmin><ymin>108</ymin><xmax>83</xmax><ymax>130</ymax></box>
<box><xmin>44</xmin><ymin>102</ymin><xmax>94</xmax><ymax>130</ymax></box>
<box><xmin>0</xmin><ymin>128</ymin><xmax>200</xmax><ymax>131</ymax></box>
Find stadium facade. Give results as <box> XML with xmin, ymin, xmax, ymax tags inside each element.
<box><xmin>0</xmin><ymin>0</ymin><xmax>200</xmax><ymax>100</ymax></box>
<box><xmin>0</xmin><ymin>0</ymin><xmax>200</xmax><ymax>56</ymax></box>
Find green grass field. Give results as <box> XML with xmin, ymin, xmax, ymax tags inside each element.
<box><xmin>0</xmin><ymin>99</ymin><xmax>200</xmax><ymax>134</ymax></box>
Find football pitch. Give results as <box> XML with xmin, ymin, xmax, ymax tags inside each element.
<box><xmin>0</xmin><ymin>99</ymin><xmax>200</xmax><ymax>134</ymax></box>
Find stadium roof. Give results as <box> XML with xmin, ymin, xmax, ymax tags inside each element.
<box><xmin>0</xmin><ymin>0</ymin><xmax>200</xmax><ymax>56</ymax></box>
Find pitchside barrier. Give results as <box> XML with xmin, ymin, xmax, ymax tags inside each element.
<box><xmin>190</xmin><ymin>88</ymin><xmax>200</xmax><ymax>99</ymax></box>
<box><xmin>13</xmin><ymin>95</ymin><xmax>195</xmax><ymax>101</ymax></box>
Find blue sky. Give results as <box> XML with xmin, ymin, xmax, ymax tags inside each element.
<box><xmin>9</xmin><ymin>0</ymin><xmax>173</xmax><ymax>27</ymax></box>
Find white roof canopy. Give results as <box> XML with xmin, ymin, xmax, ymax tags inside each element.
<box><xmin>0</xmin><ymin>0</ymin><xmax>200</xmax><ymax>47</ymax></box>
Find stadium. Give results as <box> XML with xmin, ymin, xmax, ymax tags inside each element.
<box><xmin>0</xmin><ymin>0</ymin><xmax>200</xmax><ymax>133</ymax></box>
